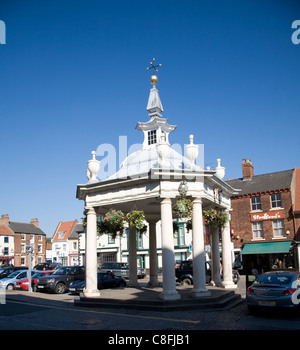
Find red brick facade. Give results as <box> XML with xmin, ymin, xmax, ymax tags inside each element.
<box><xmin>226</xmin><ymin>161</ymin><xmax>300</xmax><ymax>275</ymax></box>
<box><xmin>13</xmin><ymin>232</ymin><xmax>46</xmax><ymax>266</ymax></box>
<box><xmin>230</xmin><ymin>189</ymin><xmax>294</xmax><ymax>249</ymax></box>
<box><xmin>0</xmin><ymin>215</ymin><xmax>47</xmax><ymax>267</ymax></box>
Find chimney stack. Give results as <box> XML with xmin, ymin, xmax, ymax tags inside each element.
<box><xmin>30</xmin><ymin>218</ymin><xmax>39</xmax><ymax>228</ymax></box>
<box><xmin>0</xmin><ymin>214</ymin><xmax>9</xmax><ymax>225</ymax></box>
<box><xmin>242</xmin><ymin>158</ymin><xmax>254</xmax><ymax>179</ymax></box>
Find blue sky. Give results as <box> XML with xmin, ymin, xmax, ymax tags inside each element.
<box><xmin>0</xmin><ymin>0</ymin><xmax>299</xmax><ymax>236</ymax></box>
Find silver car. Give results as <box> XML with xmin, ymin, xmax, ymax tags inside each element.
<box><xmin>0</xmin><ymin>269</ymin><xmax>37</xmax><ymax>290</ymax></box>
<box><xmin>246</xmin><ymin>270</ymin><xmax>300</xmax><ymax>313</ymax></box>
<box><xmin>100</xmin><ymin>262</ymin><xmax>146</xmax><ymax>279</ymax></box>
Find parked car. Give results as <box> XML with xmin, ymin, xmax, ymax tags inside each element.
<box><xmin>34</xmin><ymin>263</ymin><xmax>56</xmax><ymax>271</ymax></box>
<box><xmin>69</xmin><ymin>272</ymin><xmax>127</xmax><ymax>294</ymax></box>
<box><xmin>0</xmin><ymin>266</ymin><xmax>28</xmax><ymax>280</ymax></box>
<box><xmin>175</xmin><ymin>260</ymin><xmax>240</xmax><ymax>285</ymax></box>
<box><xmin>15</xmin><ymin>270</ymin><xmax>54</xmax><ymax>291</ymax></box>
<box><xmin>246</xmin><ymin>270</ymin><xmax>300</xmax><ymax>314</ymax></box>
<box><xmin>175</xmin><ymin>260</ymin><xmax>211</xmax><ymax>285</ymax></box>
<box><xmin>100</xmin><ymin>262</ymin><xmax>146</xmax><ymax>279</ymax></box>
<box><xmin>0</xmin><ymin>269</ymin><xmax>37</xmax><ymax>290</ymax></box>
<box><xmin>36</xmin><ymin>266</ymin><xmax>85</xmax><ymax>294</ymax></box>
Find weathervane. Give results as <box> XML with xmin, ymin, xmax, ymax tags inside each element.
<box><xmin>146</xmin><ymin>58</ymin><xmax>162</xmax><ymax>74</ymax></box>
<box><xmin>146</xmin><ymin>58</ymin><xmax>162</xmax><ymax>85</ymax></box>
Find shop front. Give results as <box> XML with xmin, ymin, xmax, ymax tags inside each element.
<box><xmin>241</xmin><ymin>241</ymin><xmax>295</xmax><ymax>287</ymax></box>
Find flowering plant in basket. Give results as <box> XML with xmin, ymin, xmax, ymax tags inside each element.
<box><xmin>172</xmin><ymin>198</ymin><xmax>193</xmax><ymax>219</ymax></box>
<box><xmin>98</xmin><ymin>209</ymin><xmax>125</xmax><ymax>238</ymax></box>
<box><xmin>172</xmin><ymin>198</ymin><xmax>193</xmax><ymax>232</ymax></box>
<box><xmin>125</xmin><ymin>210</ymin><xmax>147</xmax><ymax>234</ymax></box>
<box><xmin>202</xmin><ymin>208</ymin><xmax>228</xmax><ymax>229</ymax></box>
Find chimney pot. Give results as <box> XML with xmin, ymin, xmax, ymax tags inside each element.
<box><xmin>0</xmin><ymin>214</ymin><xmax>10</xmax><ymax>225</ymax></box>
<box><xmin>30</xmin><ymin>218</ymin><xmax>39</xmax><ymax>228</ymax></box>
<box><xmin>242</xmin><ymin>158</ymin><xmax>254</xmax><ymax>179</ymax></box>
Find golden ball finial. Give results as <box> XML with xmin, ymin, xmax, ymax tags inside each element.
<box><xmin>151</xmin><ymin>74</ymin><xmax>158</xmax><ymax>84</ymax></box>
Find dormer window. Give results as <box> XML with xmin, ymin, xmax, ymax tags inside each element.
<box><xmin>58</xmin><ymin>231</ymin><xmax>66</xmax><ymax>239</ymax></box>
<box><xmin>148</xmin><ymin>130</ymin><xmax>157</xmax><ymax>145</ymax></box>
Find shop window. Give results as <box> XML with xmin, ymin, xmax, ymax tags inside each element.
<box><xmin>271</xmin><ymin>193</ymin><xmax>282</xmax><ymax>208</ymax></box>
<box><xmin>252</xmin><ymin>221</ymin><xmax>263</xmax><ymax>239</ymax></box>
<box><xmin>251</xmin><ymin>196</ymin><xmax>261</xmax><ymax>211</ymax></box>
<box><xmin>273</xmin><ymin>219</ymin><xmax>284</xmax><ymax>237</ymax></box>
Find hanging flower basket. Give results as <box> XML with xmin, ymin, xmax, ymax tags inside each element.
<box><xmin>172</xmin><ymin>198</ymin><xmax>193</xmax><ymax>219</ymax></box>
<box><xmin>172</xmin><ymin>198</ymin><xmax>193</xmax><ymax>233</ymax></box>
<box><xmin>202</xmin><ymin>208</ymin><xmax>228</xmax><ymax>229</ymax></box>
<box><xmin>98</xmin><ymin>209</ymin><xmax>125</xmax><ymax>238</ymax></box>
<box><xmin>125</xmin><ymin>210</ymin><xmax>147</xmax><ymax>234</ymax></box>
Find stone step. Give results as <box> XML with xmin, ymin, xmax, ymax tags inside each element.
<box><xmin>75</xmin><ymin>291</ymin><xmax>243</xmax><ymax>312</ymax></box>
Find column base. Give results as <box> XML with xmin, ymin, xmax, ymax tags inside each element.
<box><xmin>189</xmin><ymin>289</ymin><xmax>211</xmax><ymax>299</ymax></box>
<box><xmin>208</xmin><ymin>281</ymin><xmax>222</xmax><ymax>287</ymax></box>
<box><xmin>159</xmin><ymin>291</ymin><xmax>181</xmax><ymax>301</ymax></box>
<box><xmin>82</xmin><ymin>288</ymin><xmax>101</xmax><ymax>298</ymax></box>
<box><xmin>127</xmin><ymin>281</ymin><xmax>140</xmax><ymax>288</ymax></box>
<box><xmin>209</xmin><ymin>279</ymin><xmax>222</xmax><ymax>287</ymax></box>
<box><xmin>147</xmin><ymin>280</ymin><xmax>160</xmax><ymax>288</ymax></box>
<box><xmin>221</xmin><ymin>281</ymin><xmax>237</xmax><ymax>289</ymax></box>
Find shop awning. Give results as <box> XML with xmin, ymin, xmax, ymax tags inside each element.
<box><xmin>241</xmin><ymin>241</ymin><xmax>291</xmax><ymax>255</ymax></box>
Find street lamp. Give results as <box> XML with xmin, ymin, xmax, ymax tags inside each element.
<box><xmin>26</xmin><ymin>243</ymin><xmax>34</xmax><ymax>292</ymax></box>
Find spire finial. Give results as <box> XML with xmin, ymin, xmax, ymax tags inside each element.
<box><xmin>146</xmin><ymin>58</ymin><xmax>162</xmax><ymax>85</ymax></box>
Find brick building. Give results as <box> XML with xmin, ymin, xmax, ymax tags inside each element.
<box><xmin>0</xmin><ymin>214</ymin><xmax>47</xmax><ymax>267</ymax></box>
<box><xmin>51</xmin><ymin>220</ymin><xmax>79</xmax><ymax>266</ymax></box>
<box><xmin>226</xmin><ymin>160</ymin><xmax>300</xmax><ymax>282</ymax></box>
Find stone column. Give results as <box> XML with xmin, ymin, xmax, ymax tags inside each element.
<box><xmin>190</xmin><ymin>198</ymin><xmax>211</xmax><ymax>298</ymax></box>
<box><xmin>159</xmin><ymin>198</ymin><xmax>180</xmax><ymax>300</ymax></box>
<box><xmin>148</xmin><ymin>221</ymin><xmax>159</xmax><ymax>287</ymax></box>
<box><xmin>210</xmin><ymin>226</ymin><xmax>222</xmax><ymax>286</ymax></box>
<box><xmin>83</xmin><ymin>206</ymin><xmax>100</xmax><ymax>298</ymax></box>
<box><xmin>128</xmin><ymin>224</ymin><xmax>139</xmax><ymax>287</ymax></box>
<box><xmin>221</xmin><ymin>210</ymin><xmax>237</xmax><ymax>289</ymax></box>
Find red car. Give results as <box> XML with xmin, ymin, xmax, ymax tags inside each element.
<box><xmin>15</xmin><ymin>271</ymin><xmax>54</xmax><ymax>291</ymax></box>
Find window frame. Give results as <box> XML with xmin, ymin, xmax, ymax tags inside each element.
<box><xmin>251</xmin><ymin>196</ymin><xmax>262</xmax><ymax>211</ymax></box>
<box><xmin>252</xmin><ymin>221</ymin><xmax>264</xmax><ymax>239</ymax></box>
<box><xmin>271</xmin><ymin>193</ymin><xmax>282</xmax><ymax>208</ymax></box>
<box><xmin>147</xmin><ymin>130</ymin><xmax>157</xmax><ymax>145</ymax></box>
<box><xmin>273</xmin><ymin>219</ymin><xmax>285</xmax><ymax>237</ymax></box>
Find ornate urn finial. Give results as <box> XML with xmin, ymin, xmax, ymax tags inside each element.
<box><xmin>156</xmin><ymin>133</ymin><xmax>170</xmax><ymax>168</ymax></box>
<box><xmin>86</xmin><ymin>151</ymin><xmax>100</xmax><ymax>183</ymax></box>
<box><xmin>185</xmin><ymin>134</ymin><xmax>199</xmax><ymax>168</ymax></box>
<box><xmin>214</xmin><ymin>158</ymin><xmax>225</xmax><ymax>180</ymax></box>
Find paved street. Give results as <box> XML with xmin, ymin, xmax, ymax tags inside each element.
<box><xmin>1</xmin><ymin>276</ymin><xmax>300</xmax><ymax>334</ymax></box>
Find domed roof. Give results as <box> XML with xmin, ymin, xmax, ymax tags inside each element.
<box><xmin>107</xmin><ymin>146</ymin><xmax>193</xmax><ymax>180</ymax></box>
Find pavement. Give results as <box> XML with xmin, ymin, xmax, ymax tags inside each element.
<box><xmin>4</xmin><ymin>276</ymin><xmax>247</xmax><ymax>312</ymax></box>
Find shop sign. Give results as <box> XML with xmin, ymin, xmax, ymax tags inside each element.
<box><xmin>250</xmin><ymin>210</ymin><xmax>284</xmax><ymax>222</ymax></box>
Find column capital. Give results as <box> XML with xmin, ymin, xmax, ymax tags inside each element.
<box><xmin>160</xmin><ymin>197</ymin><xmax>172</xmax><ymax>204</ymax></box>
<box><xmin>191</xmin><ymin>197</ymin><xmax>202</xmax><ymax>204</ymax></box>
<box><xmin>85</xmin><ymin>206</ymin><xmax>96</xmax><ymax>214</ymax></box>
